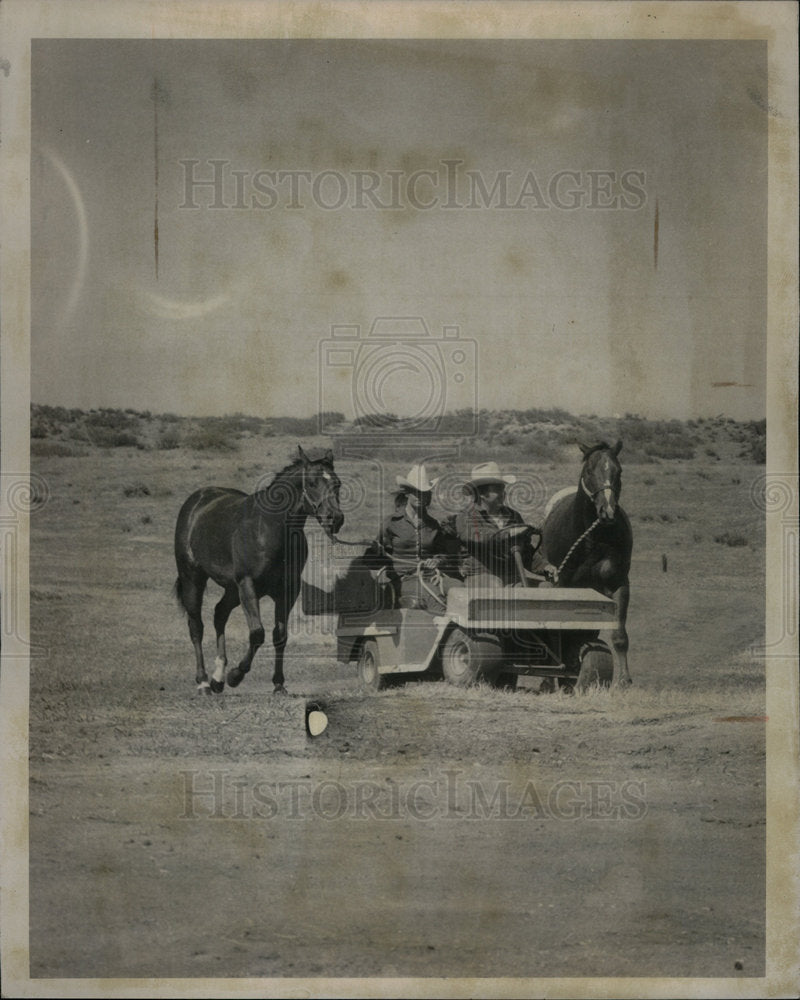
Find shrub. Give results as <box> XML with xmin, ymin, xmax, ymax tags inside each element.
<box><xmin>352</xmin><ymin>412</ymin><xmax>398</xmax><ymax>430</ymax></box>
<box><xmin>185</xmin><ymin>426</ymin><xmax>239</xmax><ymax>452</ymax></box>
<box><xmin>617</xmin><ymin>416</ymin><xmax>695</xmax><ymax>461</ymax></box>
<box><xmin>158</xmin><ymin>426</ymin><xmax>181</xmax><ymax>450</ymax></box>
<box><xmin>66</xmin><ymin>426</ymin><xmax>90</xmax><ymax>442</ymax></box>
<box><xmin>714</xmin><ymin>532</ymin><xmax>748</xmax><ymax>547</ymax></box>
<box><xmin>85</xmin><ymin>409</ymin><xmax>137</xmax><ymax>431</ymax></box>
<box><xmin>32</xmin><ymin>403</ymin><xmax>81</xmax><ymax>424</ymax></box>
<box><xmin>518</xmin><ymin>434</ymin><xmax>565</xmax><ymax>462</ymax></box>
<box><xmin>123</xmin><ymin>483</ymin><xmax>151</xmax><ymax>497</ymax></box>
<box><xmin>269</xmin><ymin>415</ymin><xmax>322</xmax><ymax>436</ymax></box>
<box><xmin>90</xmin><ymin>428</ymin><xmax>140</xmax><ymax>448</ymax></box>
<box><xmin>437</xmin><ymin>409</ymin><xmax>482</xmax><ymax>434</ymax></box>
<box><xmin>644</xmin><ymin>440</ymin><xmax>695</xmax><ymax>461</ymax></box>
<box><xmin>31</xmin><ymin>440</ymin><xmax>85</xmax><ymax>458</ymax></box>
<box><xmin>317</xmin><ymin>410</ymin><xmax>345</xmax><ymax>428</ymax></box>
<box><xmin>518</xmin><ymin>406</ymin><xmax>573</xmax><ymax>425</ymax></box>
<box><xmin>746</xmin><ymin>422</ymin><xmax>766</xmax><ymax>464</ymax></box>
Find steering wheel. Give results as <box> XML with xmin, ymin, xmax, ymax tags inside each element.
<box><xmin>489</xmin><ymin>524</ymin><xmax>543</xmax><ymax>566</ymax></box>
<box><xmin>491</xmin><ymin>523</ymin><xmax>541</xmax><ymax>547</ymax></box>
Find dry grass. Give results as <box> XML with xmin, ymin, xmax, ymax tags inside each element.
<box><xmin>28</xmin><ymin>432</ymin><xmax>765</xmax><ymax>767</ymax></box>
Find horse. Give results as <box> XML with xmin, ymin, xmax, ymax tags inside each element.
<box><xmin>541</xmin><ymin>440</ymin><xmax>633</xmax><ymax>687</ymax></box>
<box><xmin>173</xmin><ymin>445</ymin><xmax>344</xmax><ymax>694</ymax></box>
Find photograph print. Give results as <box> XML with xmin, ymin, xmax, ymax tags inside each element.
<box><xmin>2</xmin><ymin>2</ymin><xmax>798</xmax><ymax>997</ymax></box>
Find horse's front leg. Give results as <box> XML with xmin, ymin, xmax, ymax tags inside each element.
<box><xmin>176</xmin><ymin>572</ymin><xmax>210</xmax><ymax>694</ymax></box>
<box><xmin>210</xmin><ymin>586</ymin><xmax>240</xmax><ymax>693</ymax></box>
<box><xmin>271</xmin><ymin>590</ymin><xmax>291</xmax><ymax>695</ymax></box>
<box><xmin>226</xmin><ymin>577</ymin><xmax>264</xmax><ymax>688</ymax></box>
<box><xmin>609</xmin><ymin>580</ymin><xmax>632</xmax><ymax>688</ymax></box>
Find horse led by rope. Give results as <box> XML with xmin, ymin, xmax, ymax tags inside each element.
<box><xmin>174</xmin><ymin>446</ymin><xmax>344</xmax><ymax>694</ymax></box>
<box><xmin>541</xmin><ymin>440</ymin><xmax>633</xmax><ymax>688</ymax></box>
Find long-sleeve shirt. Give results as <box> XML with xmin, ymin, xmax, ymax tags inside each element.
<box><xmin>453</xmin><ymin>503</ymin><xmax>530</xmax><ymax>584</ymax></box>
<box><xmin>378</xmin><ymin>509</ymin><xmax>454</xmax><ymax>576</ymax></box>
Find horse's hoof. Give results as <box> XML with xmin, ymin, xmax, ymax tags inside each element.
<box><xmin>226</xmin><ymin>668</ymin><xmax>244</xmax><ymax>688</ymax></box>
<box><xmin>197</xmin><ymin>682</ymin><xmax>212</xmax><ymax>695</ymax></box>
<box><xmin>273</xmin><ymin>684</ymin><xmax>288</xmax><ymax>696</ymax></box>
<box><xmin>209</xmin><ymin>678</ymin><xmax>225</xmax><ymax>694</ymax></box>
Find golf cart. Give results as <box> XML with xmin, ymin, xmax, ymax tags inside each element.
<box><xmin>333</xmin><ymin>525</ymin><xmax>616</xmax><ymax>692</ymax></box>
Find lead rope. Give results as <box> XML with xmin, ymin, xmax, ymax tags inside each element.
<box><xmin>552</xmin><ymin>518</ymin><xmax>600</xmax><ymax>585</ymax></box>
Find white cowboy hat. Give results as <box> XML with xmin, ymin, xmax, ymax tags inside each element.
<box><xmin>395</xmin><ymin>464</ymin><xmax>438</xmax><ymax>493</ymax></box>
<box><xmin>467</xmin><ymin>462</ymin><xmax>517</xmax><ymax>487</ymax></box>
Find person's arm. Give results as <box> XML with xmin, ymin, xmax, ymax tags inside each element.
<box><xmin>420</xmin><ymin>523</ymin><xmax>452</xmax><ymax>570</ymax></box>
<box><xmin>363</xmin><ymin>518</ymin><xmax>393</xmax><ymax>569</ymax></box>
<box><xmin>378</xmin><ymin>517</ymin><xmax>395</xmax><ymax>555</ymax></box>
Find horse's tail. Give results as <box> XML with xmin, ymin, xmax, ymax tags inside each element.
<box><xmin>173</xmin><ymin>576</ymin><xmax>187</xmax><ymax>615</ymax></box>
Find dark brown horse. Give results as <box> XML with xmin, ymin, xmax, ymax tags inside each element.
<box><xmin>174</xmin><ymin>446</ymin><xmax>344</xmax><ymax>694</ymax></box>
<box><xmin>541</xmin><ymin>440</ymin><xmax>633</xmax><ymax>687</ymax></box>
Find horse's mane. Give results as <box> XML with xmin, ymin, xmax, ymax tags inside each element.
<box><xmin>267</xmin><ymin>451</ymin><xmax>333</xmax><ymax>487</ymax></box>
<box><xmin>272</xmin><ymin>456</ymin><xmax>305</xmax><ymax>481</ymax></box>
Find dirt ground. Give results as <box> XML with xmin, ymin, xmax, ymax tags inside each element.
<box><xmin>26</xmin><ymin>438</ymin><xmax>768</xmax><ymax>986</ymax></box>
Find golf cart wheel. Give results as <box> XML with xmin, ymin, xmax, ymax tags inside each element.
<box><xmin>441</xmin><ymin>628</ymin><xmax>502</xmax><ymax>687</ymax></box>
<box><xmin>575</xmin><ymin>642</ymin><xmax>614</xmax><ymax>692</ymax></box>
<box><xmin>357</xmin><ymin>639</ymin><xmax>384</xmax><ymax>692</ymax></box>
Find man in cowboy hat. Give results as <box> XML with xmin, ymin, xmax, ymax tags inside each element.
<box><xmin>453</xmin><ymin>462</ymin><xmax>551</xmax><ymax>587</ymax></box>
<box><xmin>370</xmin><ymin>464</ymin><xmax>460</xmax><ymax>609</ymax></box>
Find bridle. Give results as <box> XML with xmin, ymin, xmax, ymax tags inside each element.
<box><xmin>298</xmin><ymin>465</ymin><xmax>339</xmax><ymax>526</ymax></box>
<box><xmin>580</xmin><ymin>473</ymin><xmax>619</xmax><ymax>503</ymax></box>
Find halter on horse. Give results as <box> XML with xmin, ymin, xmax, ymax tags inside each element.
<box><xmin>174</xmin><ymin>446</ymin><xmax>344</xmax><ymax>694</ymax></box>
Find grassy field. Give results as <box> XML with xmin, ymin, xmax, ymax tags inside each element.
<box><xmin>29</xmin><ymin>409</ymin><xmax>766</xmax><ymax>712</ymax></box>
<box><xmin>24</xmin><ymin>409</ymin><xmax>769</xmax><ymax>982</ymax></box>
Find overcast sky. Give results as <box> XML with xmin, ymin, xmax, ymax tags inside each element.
<box><xmin>31</xmin><ymin>39</ymin><xmax>767</xmax><ymax>421</ymax></box>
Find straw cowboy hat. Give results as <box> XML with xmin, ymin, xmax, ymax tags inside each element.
<box><xmin>466</xmin><ymin>462</ymin><xmax>517</xmax><ymax>487</ymax></box>
<box><xmin>395</xmin><ymin>464</ymin><xmax>438</xmax><ymax>493</ymax></box>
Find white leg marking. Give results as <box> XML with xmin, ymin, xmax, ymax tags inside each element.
<box><xmin>213</xmin><ymin>657</ymin><xmax>226</xmax><ymax>684</ymax></box>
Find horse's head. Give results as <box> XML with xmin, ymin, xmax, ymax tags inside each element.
<box><xmin>297</xmin><ymin>445</ymin><xmax>344</xmax><ymax>537</ymax></box>
<box><xmin>579</xmin><ymin>440</ymin><xmax>623</xmax><ymax>523</ymax></box>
